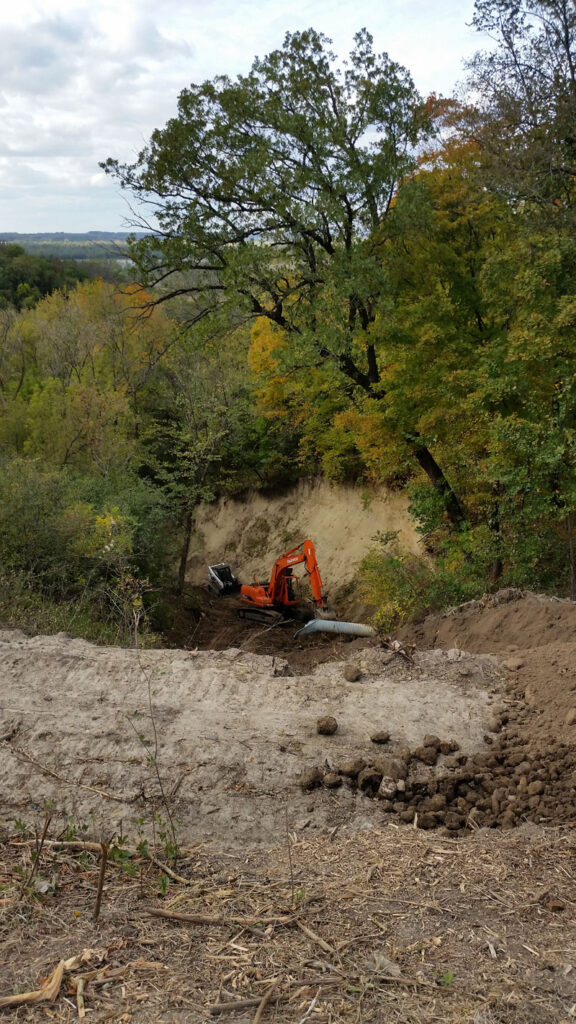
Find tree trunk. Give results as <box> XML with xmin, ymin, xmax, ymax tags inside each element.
<box><xmin>567</xmin><ymin>513</ymin><xmax>576</xmax><ymax>601</ymax></box>
<box><xmin>178</xmin><ymin>510</ymin><xmax>193</xmax><ymax>596</ymax></box>
<box><xmin>488</xmin><ymin>487</ymin><xmax>503</xmax><ymax>588</ymax></box>
<box><xmin>409</xmin><ymin>442</ymin><xmax>467</xmax><ymax>528</ymax></box>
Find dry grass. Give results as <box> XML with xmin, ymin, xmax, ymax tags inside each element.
<box><xmin>1</xmin><ymin>823</ymin><xmax>576</xmax><ymax>1022</ymax></box>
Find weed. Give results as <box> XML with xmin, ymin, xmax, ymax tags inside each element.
<box><xmin>12</xmin><ymin>818</ymin><xmax>31</xmax><ymax>836</ymax></box>
<box><xmin>434</xmin><ymin>969</ymin><xmax>455</xmax><ymax>987</ymax></box>
<box><xmin>123</xmin><ymin>655</ymin><xmax>181</xmax><ymax>866</ymax></box>
<box><xmin>108</xmin><ymin>836</ymin><xmax>137</xmax><ymax>877</ymax></box>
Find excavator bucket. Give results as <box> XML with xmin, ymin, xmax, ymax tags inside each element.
<box><xmin>314</xmin><ymin>603</ymin><xmax>335</xmax><ymax>620</ymax></box>
<box><xmin>208</xmin><ymin>563</ymin><xmax>240</xmax><ymax>596</ymax></box>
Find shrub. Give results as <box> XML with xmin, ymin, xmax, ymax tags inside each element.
<box><xmin>359</xmin><ymin>529</ymin><xmax>495</xmax><ymax>631</ymax></box>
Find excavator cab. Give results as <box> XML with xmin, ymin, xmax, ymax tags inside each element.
<box><xmin>284</xmin><ymin>568</ymin><xmax>296</xmax><ymax>604</ymax></box>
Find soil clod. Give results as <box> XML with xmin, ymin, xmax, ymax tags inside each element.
<box><xmin>316</xmin><ymin>715</ymin><xmax>338</xmax><ymax>735</ymax></box>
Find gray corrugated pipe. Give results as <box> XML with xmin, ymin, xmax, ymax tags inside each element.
<box><xmin>294</xmin><ymin>619</ymin><xmax>376</xmax><ymax>638</ymax></box>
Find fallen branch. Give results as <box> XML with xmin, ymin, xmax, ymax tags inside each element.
<box><xmin>92</xmin><ymin>959</ymin><xmax>165</xmax><ymax>986</ymax></box>
<box><xmin>21</xmin><ymin>840</ymin><xmax>103</xmax><ymax>853</ymax></box>
<box><xmin>11</xmin><ymin>747</ymin><xmax>137</xmax><ymax>804</ymax></box>
<box><xmin>0</xmin><ymin>948</ymin><xmax>167</xmax><ymax>1011</ymax></box>
<box><xmin>76</xmin><ymin>977</ymin><xmax>86</xmax><ymax>1020</ymax></box>
<box><xmin>372</xmin><ymin>973</ymin><xmax>451</xmax><ymax>990</ymax></box>
<box><xmin>68</xmin><ymin>958</ymin><xmax>166</xmax><ymax>990</ymax></box>
<box><xmin>208</xmin><ymin>995</ymin><xmax>285</xmax><ymax>1016</ymax></box>
<box><xmin>296</xmin><ymin>990</ymin><xmax>319</xmax><ymax>1024</ymax></box>
<box><xmin>381</xmin><ymin>639</ymin><xmax>415</xmax><ymax>664</ymax></box>
<box><xmin>145</xmin><ymin>906</ymin><xmax>294</xmax><ymax>926</ymax></box>
<box><xmin>253</xmin><ymin>979</ymin><xmax>280</xmax><ymax>1024</ymax></box>
<box><xmin>145</xmin><ymin>856</ymin><xmax>190</xmax><ymax>884</ymax></box>
<box><xmin>208</xmin><ymin>976</ymin><xmax>339</xmax><ymax>1014</ymax></box>
<box><xmin>296</xmin><ymin>919</ymin><xmax>337</xmax><ymax>956</ymax></box>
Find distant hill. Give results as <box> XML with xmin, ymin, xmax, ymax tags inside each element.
<box><xmin>0</xmin><ymin>232</ymin><xmax>146</xmax><ymax>261</ymax></box>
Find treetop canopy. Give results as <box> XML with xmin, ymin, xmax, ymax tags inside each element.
<box><xmin>102</xmin><ymin>29</ymin><xmax>430</xmax><ymax>322</ymax></box>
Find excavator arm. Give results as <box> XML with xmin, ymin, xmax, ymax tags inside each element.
<box><xmin>302</xmin><ymin>539</ymin><xmax>327</xmax><ymax>610</ymax></box>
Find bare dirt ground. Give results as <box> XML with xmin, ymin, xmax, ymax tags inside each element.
<box><xmin>0</xmin><ymin>618</ymin><xmax>498</xmax><ymax>851</ymax></box>
<box><xmin>1</xmin><ymin>588</ymin><xmax>576</xmax><ymax>1022</ymax></box>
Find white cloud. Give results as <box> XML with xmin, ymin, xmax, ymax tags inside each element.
<box><xmin>0</xmin><ymin>0</ymin><xmax>482</xmax><ymax>231</ymax></box>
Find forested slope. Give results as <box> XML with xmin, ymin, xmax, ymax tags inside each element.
<box><xmin>2</xmin><ymin>0</ymin><xmax>576</xmax><ymax>644</ymax></box>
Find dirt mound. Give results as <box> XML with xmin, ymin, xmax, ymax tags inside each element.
<box><xmin>3</xmin><ymin>590</ymin><xmax>576</xmax><ymax>1022</ymax></box>
<box><xmin>296</xmin><ymin>657</ymin><xmax>576</xmax><ymax>832</ymax></box>
<box><xmin>400</xmin><ymin>587</ymin><xmax>576</xmax><ymax>653</ymax></box>
<box><xmin>391</xmin><ymin>589</ymin><xmax>576</xmax><ymax>831</ymax></box>
<box><xmin>2</xmin><ymin>588</ymin><xmax>576</xmax><ymax>852</ymax></box>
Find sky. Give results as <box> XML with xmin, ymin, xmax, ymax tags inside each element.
<box><xmin>0</xmin><ymin>0</ymin><xmax>484</xmax><ymax>233</ymax></box>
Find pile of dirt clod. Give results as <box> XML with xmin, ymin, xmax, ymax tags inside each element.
<box><xmin>391</xmin><ymin>589</ymin><xmax>576</xmax><ymax>831</ymax></box>
<box><xmin>298</xmin><ymin>704</ymin><xmax>576</xmax><ymax>832</ymax></box>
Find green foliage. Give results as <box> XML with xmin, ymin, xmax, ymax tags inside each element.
<box><xmin>23</xmin><ymin>378</ymin><xmax>136</xmax><ymax>473</ymax></box>
<box><xmin>0</xmin><ymin>242</ymin><xmax>87</xmax><ymax>309</ymax></box>
<box><xmin>99</xmin><ymin>22</ymin><xmax>576</xmax><ymax>603</ymax></box>
<box><xmin>0</xmin><ymin>458</ymin><xmax>171</xmax><ymax>644</ymax></box>
<box><xmin>0</xmin><ymin>571</ymin><xmax>135</xmax><ymax>645</ymax></box>
<box><xmin>4</xmin><ymin>23</ymin><xmax>576</xmax><ymax>636</ymax></box>
<box><xmin>360</xmin><ymin>529</ymin><xmax>497</xmax><ymax>631</ymax></box>
<box><xmin>109</xmin><ymin>837</ymin><xmax>138</xmax><ymax>877</ymax></box>
<box><xmin>0</xmin><ymin>271</ymin><xmax>303</xmax><ymax>637</ymax></box>
<box><xmin>103</xmin><ymin>31</ymin><xmax>470</xmax><ymax>511</ymax></box>
<box><xmin>466</xmin><ymin>0</ymin><xmax>576</xmax><ymax>219</ymax></box>
<box><xmin>105</xmin><ymin>29</ymin><xmax>427</xmax><ymax>317</ymax></box>
<box><xmin>434</xmin><ymin>969</ymin><xmax>455</xmax><ymax>988</ymax></box>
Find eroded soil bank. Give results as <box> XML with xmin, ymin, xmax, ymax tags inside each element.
<box><xmin>185</xmin><ymin>479</ymin><xmax>420</xmax><ymax>603</ymax></box>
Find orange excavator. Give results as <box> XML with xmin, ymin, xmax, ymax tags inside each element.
<box><xmin>208</xmin><ymin>541</ymin><xmax>376</xmax><ymax>636</ymax></box>
<box><xmin>238</xmin><ymin>539</ymin><xmax>329</xmax><ymax>624</ymax></box>
<box><xmin>209</xmin><ymin>540</ymin><xmax>329</xmax><ymax>625</ymax></box>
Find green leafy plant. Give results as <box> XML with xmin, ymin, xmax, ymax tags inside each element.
<box><xmin>434</xmin><ymin>969</ymin><xmax>455</xmax><ymax>988</ymax></box>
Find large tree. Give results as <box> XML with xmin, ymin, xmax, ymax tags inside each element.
<box><xmin>103</xmin><ymin>29</ymin><xmax>466</xmax><ymax>524</ymax></box>
<box><xmin>466</xmin><ymin>0</ymin><xmax>576</xmax><ymax>214</ymax></box>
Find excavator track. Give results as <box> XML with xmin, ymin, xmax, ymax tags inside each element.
<box><xmin>237</xmin><ymin>607</ymin><xmax>292</xmax><ymax>627</ymax></box>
